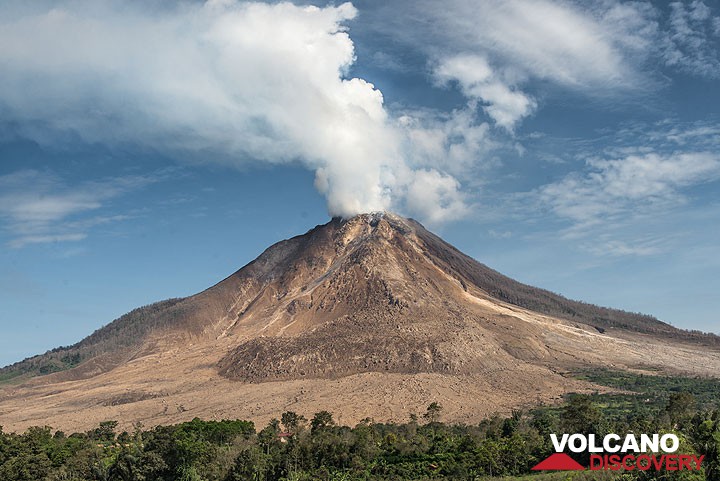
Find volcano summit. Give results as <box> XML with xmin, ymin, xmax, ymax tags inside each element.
<box><xmin>1</xmin><ymin>213</ymin><xmax>718</xmax><ymax>432</ymax></box>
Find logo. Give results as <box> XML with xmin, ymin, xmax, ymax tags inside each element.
<box><xmin>532</xmin><ymin>433</ymin><xmax>704</xmax><ymax>472</ymax></box>
<box><xmin>532</xmin><ymin>453</ymin><xmax>585</xmax><ymax>471</ymax></box>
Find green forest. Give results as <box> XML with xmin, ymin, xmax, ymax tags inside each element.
<box><xmin>1</xmin><ymin>370</ymin><xmax>719</xmax><ymax>481</ymax></box>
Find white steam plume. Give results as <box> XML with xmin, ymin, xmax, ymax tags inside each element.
<box><xmin>0</xmin><ymin>1</ymin><xmax>484</xmax><ymax>222</ymax></box>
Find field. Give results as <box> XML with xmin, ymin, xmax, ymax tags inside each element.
<box><xmin>0</xmin><ymin>368</ymin><xmax>718</xmax><ymax>480</ymax></box>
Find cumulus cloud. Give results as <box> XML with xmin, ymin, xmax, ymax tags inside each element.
<box><xmin>0</xmin><ymin>0</ymin><xmax>484</xmax><ymax>223</ymax></box>
<box><xmin>397</xmin><ymin>108</ymin><xmax>496</xmax><ymax>177</ymax></box>
<box><xmin>434</xmin><ymin>54</ymin><xmax>536</xmax><ymax>131</ymax></box>
<box><xmin>403</xmin><ymin>169</ymin><xmax>470</xmax><ymax>225</ymax></box>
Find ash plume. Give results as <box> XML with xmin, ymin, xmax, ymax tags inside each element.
<box><xmin>0</xmin><ymin>0</ymin><xmax>481</xmax><ymax>222</ymax></box>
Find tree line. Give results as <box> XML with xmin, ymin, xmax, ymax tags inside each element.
<box><xmin>0</xmin><ymin>391</ymin><xmax>718</xmax><ymax>481</ymax></box>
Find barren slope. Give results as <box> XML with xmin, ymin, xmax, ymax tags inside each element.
<box><xmin>1</xmin><ymin>213</ymin><xmax>718</xmax><ymax>433</ymax></box>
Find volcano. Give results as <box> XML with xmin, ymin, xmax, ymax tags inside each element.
<box><xmin>1</xmin><ymin>213</ymin><xmax>719</xmax><ymax>432</ymax></box>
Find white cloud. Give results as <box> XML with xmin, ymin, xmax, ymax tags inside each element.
<box><xmin>664</xmin><ymin>124</ymin><xmax>720</xmax><ymax>145</ymax></box>
<box><xmin>369</xmin><ymin>0</ymin><xmax>664</xmax><ymax>132</ymax></box>
<box><xmin>584</xmin><ymin>238</ymin><xmax>664</xmax><ymax>258</ymax></box>
<box><xmin>370</xmin><ymin>0</ymin><xmax>720</xmax><ymax>136</ymax></box>
<box><xmin>521</xmin><ymin>148</ymin><xmax>720</xmax><ymax>257</ymax></box>
<box><xmin>397</xmin><ymin>107</ymin><xmax>496</xmax><ymax>177</ymax></box>
<box><xmin>608</xmin><ymin>119</ymin><xmax>720</xmax><ymax>154</ymax></box>
<box><xmin>412</xmin><ymin>0</ymin><xmax>656</xmax><ymax>88</ymax></box>
<box><xmin>0</xmin><ymin>170</ymin><xmax>161</xmax><ymax>247</ymax></box>
<box><xmin>8</xmin><ymin>233</ymin><xmax>88</xmax><ymax>249</ymax></box>
<box><xmin>404</xmin><ymin>169</ymin><xmax>470</xmax><ymax>225</ymax></box>
<box><xmin>663</xmin><ymin>1</ymin><xmax>720</xmax><ymax>77</ymax></box>
<box><xmin>588</xmin><ymin>152</ymin><xmax>720</xmax><ymax>199</ymax></box>
<box><xmin>488</xmin><ymin>229</ymin><xmax>512</xmax><ymax>239</ymax></box>
<box><xmin>0</xmin><ymin>0</ymin><xmax>483</xmax><ymax>223</ymax></box>
<box><xmin>0</xmin><ymin>171</ymin><xmax>97</xmax><ymax>228</ymax></box>
<box><xmin>6</xmin><ymin>0</ymin><xmax>716</xmax><ymax>229</ymax></box>
<box><xmin>434</xmin><ymin>55</ymin><xmax>536</xmax><ymax>131</ymax></box>
<box><xmin>538</xmin><ymin>151</ymin><xmax>720</xmax><ymax>227</ymax></box>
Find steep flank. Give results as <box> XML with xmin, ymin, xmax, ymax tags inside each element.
<box><xmin>3</xmin><ymin>212</ymin><xmax>717</xmax><ymax>388</ymax></box>
<box><xmin>410</xmin><ymin>218</ymin><xmax>719</xmax><ymax>346</ymax></box>
<box><xmin>2</xmin><ymin>212</ymin><xmax>720</xmax><ymax>433</ymax></box>
<box><xmin>217</xmin><ymin>213</ymin><xmax>720</xmax><ymax>384</ymax></box>
<box><xmin>0</xmin><ymin>219</ymin><xmax>343</xmax><ymax>383</ymax></box>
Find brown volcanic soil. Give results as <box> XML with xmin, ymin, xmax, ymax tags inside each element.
<box><xmin>1</xmin><ymin>213</ymin><xmax>719</xmax><ymax>433</ymax></box>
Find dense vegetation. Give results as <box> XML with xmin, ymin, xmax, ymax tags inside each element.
<box><xmin>1</xmin><ymin>371</ymin><xmax>719</xmax><ymax>481</ymax></box>
<box><xmin>572</xmin><ymin>368</ymin><xmax>720</xmax><ymax>413</ymax></box>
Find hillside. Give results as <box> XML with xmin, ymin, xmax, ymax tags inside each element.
<box><xmin>0</xmin><ymin>213</ymin><xmax>718</xmax><ymax>433</ymax></box>
<box><xmin>2</xmin><ymin>214</ymin><xmax>715</xmax><ymax>384</ymax></box>
<box><xmin>0</xmin><ymin>299</ymin><xmax>185</xmax><ymax>384</ymax></box>
<box><xmin>411</xmin><ymin>220</ymin><xmax>717</xmax><ymax>341</ymax></box>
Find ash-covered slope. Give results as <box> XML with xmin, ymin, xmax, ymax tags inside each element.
<box><xmin>2</xmin><ymin>212</ymin><xmax>720</xmax><ymax>433</ymax></box>
<box><xmin>216</xmin><ymin>213</ymin><xmax>717</xmax><ymax>383</ymax></box>
<box><xmin>0</xmin><ymin>216</ymin><xmax>351</xmax><ymax>382</ymax></box>
<box><xmin>409</xmin><ymin>220</ymin><xmax>712</xmax><ymax>339</ymax></box>
<box><xmin>2</xmin><ymin>212</ymin><xmax>715</xmax><ymax>385</ymax></box>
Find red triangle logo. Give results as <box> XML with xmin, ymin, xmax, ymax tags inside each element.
<box><xmin>532</xmin><ymin>453</ymin><xmax>585</xmax><ymax>471</ymax></box>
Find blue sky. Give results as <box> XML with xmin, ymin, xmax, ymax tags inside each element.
<box><xmin>1</xmin><ymin>0</ymin><xmax>719</xmax><ymax>367</ymax></box>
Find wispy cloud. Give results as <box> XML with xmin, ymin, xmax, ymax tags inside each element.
<box><xmin>488</xmin><ymin>229</ymin><xmax>513</xmax><ymax>239</ymax></box>
<box><xmin>663</xmin><ymin>1</ymin><xmax>720</xmax><ymax>78</ymax></box>
<box><xmin>0</xmin><ymin>169</ymin><xmax>165</xmax><ymax>248</ymax></box>
<box><xmin>412</xmin><ymin>0</ymin><xmax>650</xmax><ymax>86</ymax></box>
<box><xmin>361</xmin><ymin>0</ymin><xmax>665</xmax><ymax>136</ymax></box>
<box><xmin>8</xmin><ymin>233</ymin><xmax>87</xmax><ymax>249</ymax></box>
<box><xmin>369</xmin><ymin>0</ymin><xmax>720</xmax><ymax>136</ymax></box>
<box><xmin>538</xmin><ymin>151</ymin><xmax>720</xmax><ymax>228</ymax></box>
<box><xmin>582</xmin><ymin>238</ymin><xmax>666</xmax><ymax>258</ymax></box>
<box><xmin>524</xmin><ymin>150</ymin><xmax>719</xmax><ymax>261</ymax></box>
<box><xmin>492</xmin><ymin>119</ymin><xmax>720</xmax><ymax>257</ymax></box>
